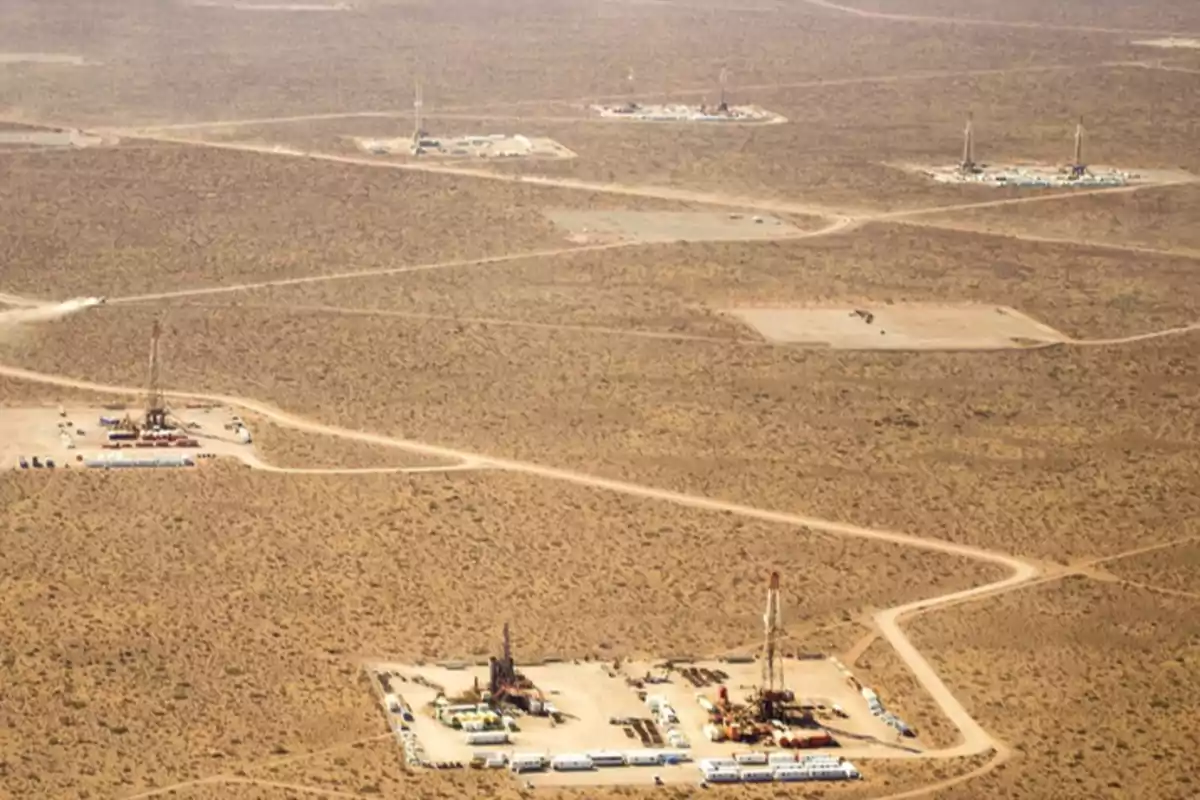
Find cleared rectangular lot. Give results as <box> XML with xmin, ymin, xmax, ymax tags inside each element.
<box><xmin>372</xmin><ymin>657</ymin><xmax>904</xmax><ymax>786</ymax></box>
<box><xmin>726</xmin><ymin>304</ymin><xmax>1067</xmax><ymax>349</ymax></box>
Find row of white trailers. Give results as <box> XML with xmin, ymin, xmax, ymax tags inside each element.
<box><xmin>507</xmin><ymin>750</ymin><xmax>688</xmax><ymax>773</ymax></box>
<box><xmin>698</xmin><ymin>755</ymin><xmax>861</xmax><ymax>784</ymax></box>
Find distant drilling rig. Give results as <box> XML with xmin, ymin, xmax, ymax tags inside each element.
<box><xmin>144</xmin><ymin>317</ymin><xmax>168</xmax><ymax>431</ymax></box>
<box><xmin>1069</xmin><ymin>117</ymin><xmax>1088</xmax><ymax>178</ymax></box>
<box><xmin>959</xmin><ymin>112</ymin><xmax>977</xmax><ymax>174</ymax></box>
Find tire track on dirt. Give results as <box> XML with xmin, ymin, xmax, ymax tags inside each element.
<box><xmin>798</xmin><ymin>0</ymin><xmax>1197</xmax><ymax>37</ymax></box>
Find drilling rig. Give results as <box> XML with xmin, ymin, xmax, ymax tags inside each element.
<box><xmin>959</xmin><ymin>112</ymin><xmax>978</xmax><ymax>174</ymax></box>
<box><xmin>144</xmin><ymin>317</ymin><xmax>168</xmax><ymax>431</ymax></box>
<box><xmin>754</xmin><ymin>571</ymin><xmax>789</xmax><ymax>721</ymax></box>
<box><xmin>487</xmin><ymin>623</ymin><xmax>547</xmax><ymax>714</ymax></box>
<box><xmin>1068</xmin><ymin>117</ymin><xmax>1088</xmax><ymax>179</ymax></box>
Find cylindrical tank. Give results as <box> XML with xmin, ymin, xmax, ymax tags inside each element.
<box><xmin>465</xmin><ymin>731</ymin><xmax>509</xmax><ymax>746</ymax></box>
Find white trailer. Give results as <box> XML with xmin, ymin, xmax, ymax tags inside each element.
<box><xmin>586</xmin><ymin>751</ymin><xmax>626</xmax><ymax>767</ymax></box>
<box><xmin>734</xmin><ymin>751</ymin><xmax>768</xmax><ymax>765</ymax></box>
<box><xmin>626</xmin><ymin>751</ymin><xmax>661</xmax><ymax>767</ymax></box>
<box><xmin>550</xmin><ymin>754</ymin><xmax>594</xmax><ymax>772</ymax></box>
<box><xmin>740</xmin><ymin>767</ymin><xmax>774</xmax><ymax>782</ymax></box>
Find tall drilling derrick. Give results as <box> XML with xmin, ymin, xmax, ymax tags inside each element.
<box><xmin>759</xmin><ymin>571</ymin><xmax>784</xmax><ymax>720</ymax></box>
<box><xmin>145</xmin><ymin>318</ymin><xmax>167</xmax><ymax>431</ymax></box>
<box><xmin>1070</xmin><ymin>117</ymin><xmax>1087</xmax><ymax>178</ymax></box>
<box><xmin>960</xmin><ymin>112</ymin><xmax>977</xmax><ymax>173</ymax></box>
<box><xmin>411</xmin><ymin>79</ymin><xmax>424</xmax><ymax>153</ymax></box>
<box><xmin>489</xmin><ymin>622</ymin><xmax>517</xmax><ymax>695</ymax></box>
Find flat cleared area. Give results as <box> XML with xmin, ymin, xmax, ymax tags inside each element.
<box><xmin>375</xmin><ymin>658</ymin><xmax>897</xmax><ymax>786</ymax></box>
<box><xmin>545</xmin><ymin>209</ymin><xmax>797</xmax><ymax>244</ymax></box>
<box><xmin>1134</xmin><ymin>37</ymin><xmax>1200</xmax><ymax>48</ymax></box>
<box><xmin>357</xmin><ymin>134</ymin><xmax>576</xmax><ymax>160</ymax></box>
<box><xmin>0</xmin><ymin>52</ymin><xmax>85</xmax><ymax>64</ymax></box>
<box><xmin>187</xmin><ymin>1</ymin><xmax>350</xmax><ymax>9</ymax></box>
<box><xmin>590</xmin><ymin>103</ymin><xmax>786</xmax><ymax>124</ymax></box>
<box><xmin>0</xmin><ymin>465</ymin><xmax>1001</xmax><ymax>796</ymax></box>
<box><xmin>5</xmin><ymin>295</ymin><xmax>1196</xmax><ymax>564</ymax></box>
<box><xmin>726</xmin><ymin>304</ymin><xmax>1067</xmax><ymax>349</ymax></box>
<box><xmin>0</xmin><ymin>405</ymin><xmax>255</xmax><ymax>469</ymax></box>
<box><xmin>1</xmin><ymin>0</ymin><xmax>1199</xmax><ymax>797</ymax></box>
<box><xmin>0</xmin><ymin>129</ymin><xmax>110</xmax><ymax>147</ymax></box>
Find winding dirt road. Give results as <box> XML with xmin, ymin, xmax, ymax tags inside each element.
<box><xmin>0</xmin><ymin>360</ymin><xmax>1037</xmax><ymax>765</ymax></box>
<box><xmin>102</xmin><ymin>215</ymin><xmax>857</xmax><ymax>306</ymax></box>
<box><xmin>799</xmin><ymin>0</ymin><xmax>1198</xmax><ymax>37</ymax></box>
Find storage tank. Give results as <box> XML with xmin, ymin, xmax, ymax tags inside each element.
<box><xmin>465</xmin><ymin>731</ymin><xmax>509</xmax><ymax>746</ymax></box>
<box><xmin>586</xmin><ymin>751</ymin><xmax>626</xmax><ymax>767</ymax></box>
<box><xmin>550</xmin><ymin>754</ymin><xmax>594</xmax><ymax>772</ymax></box>
<box><xmin>236</xmin><ymin>427</ymin><xmax>252</xmax><ymax>443</ymax></box>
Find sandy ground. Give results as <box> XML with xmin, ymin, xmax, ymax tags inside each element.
<box><xmin>1103</xmin><ymin>539</ymin><xmax>1200</xmax><ymax>595</ymax></box>
<box><xmin>4</xmin><ymin>301</ymin><xmax>1195</xmax><ymax>566</ymax></box>
<box><xmin>0</xmin><ymin>464</ymin><xmax>1004</xmax><ymax>797</ymax></box>
<box><xmin>724</xmin><ymin>304</ymin><xmax>1066</xmax><ymax>349</ymax></box>
<box><xmin>226</xmin><ymin>222</ymin><xmax>1200</xmax><ymax>340</ymax></box>
<box><xmin>376</xmin><ymin>657</ymin><xmax>906</xmax><ymax>784</ymax></box>
<box><xmin>250</xmin><ymin>419</ymin><xmax>459</xmax><ymax>470</ymax></box>
<box><xmin>545</xmin><ymin>209</ymin><xmax>801</xmax><ymax>244</ymax></box>
<box><xmin>0</xmin><ymin>0</ymin><xmax>1197</xmax><ymax>797</ymax></box>
<box><xmin>917</xmin><ymin>182</ymin><xmax>1200</xmax><ymax>256</ymax></box>
<box><xmin>907</xmin><ymin>578</ymin><xmax>1199</xmax><ymax>800</ymax></box>
<box><xmin>0</xmin><ymin>405</ymin><xmax>254</xmax><ymax>469</ymax></box>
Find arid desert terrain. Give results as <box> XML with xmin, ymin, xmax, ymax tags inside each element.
<box><xmin>1</xmin><ymin>0</ymin><xmax>1197</xmax><ymax>798</ymax></box>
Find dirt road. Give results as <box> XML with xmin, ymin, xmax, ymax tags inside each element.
<box><xmin>102</xmin><ymin>215</ymin><xmax>855</xmax><ymax>305</ymax></box>
<box><xmin>798</xmin><ymin>0</ymin><xmax>1196</xmax><ymax>37</ymax></box>
<box><xmin>156</xmin><ymin>300</ymin><xmax>762</xmax><ymax>346</ymax></box>
<box><xmin>0</xmin><ymin>292</ymin><xmax>44</xmax><ymax>307</ymax></box>
<box><xmin>0</xmin><ymin>360</ymin><xmax>1039</xmax><ymax>763</ymax></box>
<box><xmin>106</xmin><ymin>62</ymin><xmax>1099</xmax><ymax>136</ymax></box>
<box><xmin>893</xmin><ymin>217</ymin><xmax>1200</xmax><ymax>261</ymax></box>
<box><xmin>107</xmin><ymin>242</ymin><xmax>639</xmax><ymax>305</ymax></box>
